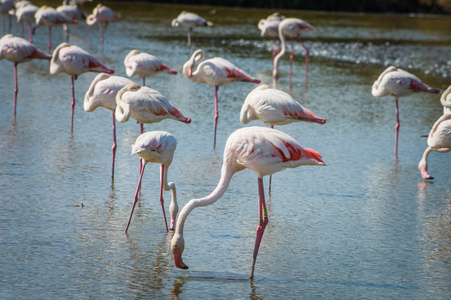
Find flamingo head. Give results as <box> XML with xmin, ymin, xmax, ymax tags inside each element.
<box><xmin>183</xmin><ymin>49</ymin><xmax>204</xmax><ymax>78</ymax></box>
<box><xmin>440</xmin><ymin>85</ymin><xmax>451</xmax><ymax>114</ymax></box>
<box><xmin>171</xmin><ymin>232</ymin><xmax>188</xmax><ymax>269</ymax></box>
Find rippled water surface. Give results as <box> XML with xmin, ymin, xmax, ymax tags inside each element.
<box><xmin>1</xmin><ymin>1</ymin><xmax>450</xmax><ymax>299</ymax></box>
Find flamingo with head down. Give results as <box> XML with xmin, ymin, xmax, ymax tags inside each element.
<box><xmin>170</xmin><ymin>126</ymin><xmax>325</xmax><ymax>279</ymax></box>
<box><xmin>183</xmin><ymin>49</ymin><xmax>261</xmax><ymax>149</ymax></box>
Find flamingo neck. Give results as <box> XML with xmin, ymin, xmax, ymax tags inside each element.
<box><xmin>273</xmin><ymin>31</ymin><xmax>287</xmax><ymax>77</ymax></box>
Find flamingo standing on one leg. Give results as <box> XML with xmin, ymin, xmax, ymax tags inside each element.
<box><xmin>57</xmin><ymin>0</ymin><xmax>84</xmax><ymax>37</ymax></box>
<box><xmin>258</xmin><ymin>12</ymin><xmax>285</xmax><ymax>61</ymax></box>
<box><xmin>240</xmin><ymin>84</ymin><xmax>326</xmax><ymax>195</ymax></box>
<box><xmin>418</xmin><ymin>113</ymin><xmax>451</xmax><ymax>180</ymax></box>
<box><xmin>273</xmin><ymin>18</ymin><xmax>316</xmax><ymax>93</ymax></box>
<box><xmin>84</xmin><ymin>73</ymin><xmax>134</xmax><ymax>182</ymax></box>
<box><xmin>86</xmin><ymin>3</ymin><xmax>120</xmax><ymax>55</ymax></box>
<box><xmin>371</xmin><ymin>66</ymin><xmax>440</xmax><ymax>157</ymax></box>
<box><xmin>50</xmin><ymin>42</ymin><xmax>115</xmax><ymax>134</ymax></box>
<box><xmin>0</xmin><ymin>34</ymin><xmax>51</xmax><ymax>117</ymax></box>
<box><xmin>170</xmin><ymin>126</ymin><xmax>325</xmax><ymax>279</ymax></box>
<box><xmin>14</xmin><ymin>1</ymin><xmax>38</xmax><ymax>42</ymax></box>
<box><xmin>171</xmin><ymin>11</ymin><xmax>214</xmax><ymax>48</ymax></box>
<box><xmin>183</xmin><ymin>49</ymin><xmax>261</xmax><ymax>149</ymax></box>
<box><xmin>126</xmin><ymin>131</ymin><xmax>179</xmax><ymax>233</ymax></box>
<box><xmin>124</xmin><ymin>49</ymin><xmax>177</xmax><ymax>86</ymax></box>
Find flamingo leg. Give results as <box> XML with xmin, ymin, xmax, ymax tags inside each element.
<box><xmin>28</xmin><ymin>23</ymin><xmax>33</xmax><ymax>43</ymax></box>
<box><xmin>47</xmin><ymin>26</ymin><xmax>52</xmax><ymax>54</ymax></box>
<box><xmin>160</xmin><ymin>164</ymin><xmax>169</xmax><ymax>232</ymax></box>
<box><xmin>138</xmin><ymin>123</ymin><xmax>145</xmax><ymax>183</ymax></box>
<box><xmin>111</xmin><ymin>110</ymin><xmax>117</xmax><ymax>182</ymax></box>
<box><xmin>268</xmin><ymin>125</ymin><xmax>275</xmax><ymax>196</ymax></box>
<box><xmin>143</xmin><ymin>77</ymin><xmax>146</xmax><ymax>86</ymax></box>
<box><xmin>289</xmin><ymin>38</ymin><xmax>294</xmax><ymax>86</ymax></box>
<box><xmin>213</xmin><ymin>85</ymin><xmax>219</xmax><ymax>150</ymax></box>
<box><xmin>395</xmin><ymin>97</ymin><xmax>400</xmax><ymax>157</ymax></box>
<box><xmin>13</xmin><ymin>62</ymin><xmax>18</xmax><ymax>117</ymax></box>
<box><xmin>70</xmin><ymin>76</ymin><xmax>76</xmax><ymax>134</ymax></box>
<box><xmin>100</xmin><ymin>23</ymin><xmax>104</xmax><ymax>56</ymax></box>
<box><xmin>125</xmin><ymin>161</ymin><xmax>146</xmax><ymax>234</ymax></box>
<box><xmin>272</xmin><ymin>37</ymin><xmax>277</xmax><ymax>60</ymax></box>
<box><xmin>187</xmin><ymin>27</ymin><xmax>192</xmax><ymax>48</ymax></box>
<box><xmin>249</xmin><ymin>177</ymin><xmax>269</xmax><ymax>279</ymax></box>
<box><xmin>297</xmin><ymin>36</ymin><xmax>309</xmax><ymax>95</ymax></box>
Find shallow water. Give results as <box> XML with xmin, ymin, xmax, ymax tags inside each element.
<box><xmin>1</xmin><ymin>1</ymin><xmax>450</xmax><ymax>299</ymax></box>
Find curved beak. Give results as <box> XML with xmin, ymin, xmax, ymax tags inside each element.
<box><xmin>173</xmin><ymin>251</ymin><xmax>189</xmax><ymax>269</ymax></box>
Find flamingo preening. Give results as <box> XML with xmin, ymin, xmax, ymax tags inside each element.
<box><xmin>371</xmin><ymin>66</ymin><xmax>440</xmax><ymax>157</ymax></box>
<box><xmin>84</xmin><ymin>73</ymin><xmax>134</xmax><ymax>181</ymax></box>
<box><xmin>171</xmin><ymin>126</ymin><xmax>325</xmax><ymax>279</ymax></box>
<box><xmin>273</xmin><ymin>18</ymin><xmax>316</xmax><ymax>93</ymax></box>
<box><xmin>171</xmin><ymin>11</ymin><xmax>214</xmax><ymax>48</ymax></box>
<box><xmin>183</xmin><ymin>49</ymin><xmax>261</xmax><ymax>149</ymax></box>
<box><xmin>0</xmin><ymin>34</ymin><xmax>51</xmax><ymax>117</ymax></box>
<box><xmin>50</xmin><ymin>42</ymin><xmax>115</xmax><ymax>134</ymax></box>
<box><xmin>125</xmin><ymin>131</ymin><xmax>179</xmax><ymax>233</ymax></box>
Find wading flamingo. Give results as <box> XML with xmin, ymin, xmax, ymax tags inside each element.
<box><xmin>183</xmin><ymin>49</ymin><xmax>261</xmax><ymax>149</ymax></box>
<box><xmin>124</xmin><ymin>49</ymin><xmax>177</xmax><ymax>86</ymax></box>
<box><xmin>418</xmin><ymin>113</ymin><xmax>451</xmax><ymax>180</ymax></box>
<box><xmin>84</xmin><ymin>73</ymin><xmax>134</xmax><ymax>181</ymax></box>
<box><xmin>86</xmin><ymin>3</ymin><xmax>120</xmax><ymax>54</ymax></box>
<box><xmin>273</xmin><ymin>18</ymin><xmax>315</xmax><ymax>93</ymax></box>
<box><xmin>14</xmin><ymin>1</ymin><xmax>38</xmax><ymax>42</ymax></box>
<box><xmin>171</xmin><ymin>11</ymin><xmax>214</xmax><ymax>48</ymax></box>
<box><xmin>126</xmin><ymin>131</ymin><xmax>178</xmax><ymax>233</ymax></box>
<box><xmin>50</xmin><ymin>42</ymin><xmax>115</xmax><ymax>134</ymax></box>
<box><xmin>371</xmin><ymin>66</ymin><xmax>440</xmax><ymax>157</ymax></box>
<box><xmin>240</xmin><ymin>84</ymin><xmax>326</xmax><ymax>195</ymax></box>
<box><xmin>0</xmin><ymin>34</ymin><xmax>51</xmax><ymax>117</ymax></box>
<box><xmin>258</xmin><ymin>12</ymin><xmax>285</xmax><ymax>60</ymax></box>
<box><xmin>57</xmin><ymin>0</ymin><xmax>84</xmax><ymax>37</ymax></box>
<box><xmin>171</xmin><ymin>126</ymin><xmax>325</xmax><ymax>279</ymax></box>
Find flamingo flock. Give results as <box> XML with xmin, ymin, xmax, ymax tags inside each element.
<box><xmin>0</xmin><ymin>3</ymin><xmax>448</xmax><ymax>281</ymax></box>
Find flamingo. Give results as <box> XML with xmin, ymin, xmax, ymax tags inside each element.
<box><xmin>14</xmin><ymin>1</ymin><xmax>38</xmax><ymax>42</ymax></box>
<box><xmin>183</xmin><ymin>49</ymin><xmax>261</xmax><ymax>149</ymax></box>
<box><xmin>171</xmin><ymin>11</ymin><xmax>214</xmax><ymax>48</ymax></box>
<box><xmin>273</xmin><ymin>18</ymin><xmax>316</xmax><ymax>93</ymax></box>
<box><xmin>371</xmin><ymin>66</ymin><xmax>440</xmax><ymax>157</ymax></box>
<box><xmin>86</xmin><ymin>3</ymin><xmax>120</xmax><ymax>54</ymax></box>
<box><xmin>258</xmin><ymin>12</ymin><xmax>285</xmax><ymax>60</ymax></box>
<box><xmin>57</xmin><ymin>0</ymin><xmax>84</xmax><ymax>37</ymax></box>
<box><xmin>50</xmin><ymin>42</ymin><xmax>115</xmax><ymax>134</ymax></box>
<box><xmin>170</xmin><ymin>126</ymin><xmax>325</xmax><ymax>279</ymax></box>
<box><xmin>418</xmin><ymin>113</ymin><xmax>451</xmax><ymax>180</ymax></box>
<box><xmin>126</xmin><ymin>131</ymin><xmax>178</xmax><ymax>234</ymax></box>
<box><xmin>440</xmin><ymin>85</ymin><xmax>451</xmax><ymax>115</ymax></box>
<box><xmin>84</xmin><ymin>73</ymin><xmax>134</xmax><ymax>181</ymax></box>
<box><xmin>0</xmin><ymin>34</ymin><xmax>51</xmax><ymax>117</ymax></box>
<box><xmin>124</xmin><ymin>49</ymin><xmax>177</xmax><ymax>86</ymax></box>
<box><xmin>33</xmin><ymin>6</ymin><xmax>75</xmax><ymax>53</ymax></box>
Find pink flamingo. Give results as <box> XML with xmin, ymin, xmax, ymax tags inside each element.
<box><xmin>50</xmin><ymin>42</ymin><xmax>115</xmax><ymax>134</ymax></box>
<box><xmin>57</xmin><ymin>0</ymin><xmax>84</xmax><ymax>36</ymax></box>
<box><xmin>418</xmin><ymin>113</ymin><xmax>451</xmax><ymax>180</ymax></box>
<box><xmin>171</xmin><ymin>11</ymin><xmax>214</xmax><ymax>48</ymax></box>
<box><xmin>171</xmin><ymin>126</ymin><xmax>325</xmax><ymax>279</ymax></box>
<box><xmin>124</xmin><ymin>49</ymin><xmax>177</xmax><ymax>86</ymax></box>
<box><xmin>126</xmin><ymin>131</ymin><xmax>179</xmax><ymax>233</ymax></box>
<box><xmin>0</xmin><ymin>34</ymin><xmax>51</xmax><ymax>117</ymax></box>
<box><xmin>371</xmin><ymin>66</ymin><xmax>440</xmax><ymax>157</ymax></box>
<box><xmin>84</xmin><ymin>73</ymin><xmax>134</xmax><ymax>181</ymax></box>
<box><xmin>258</xmin><ymin>12</ymin><xmax>285</xmax><ymax>60</ymax></box>
<box><xmin>273</xmin><ymin>18</ymin><xmax>316</xmax><ymax>93</ymax></box>
<box><xmin>14</xmin><ymin>1</ymin><xmax>38</xmax><ymax>42</ymax></box>
<box><xmin>86</xmin><ymin>3</ymin><xmax>120</xmax><ymax>55</ymax></box>
<box><xmin>183</xmin><ymin>49</ymin><xmax>261</xmax><ymax>149</ymax></box>
<box><xmin>33</xmin><ymin>5</ymin><xmax>74</xmax><ymax>53</ymax></box>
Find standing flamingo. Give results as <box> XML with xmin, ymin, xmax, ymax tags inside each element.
<box><xmin>273</xmin><ymin>18</ymin><xmax>316</xmax><ymax>93</ymax></box>
<box><xmin>171</xmin><ymin>11</ymin><xmax>214</xmax><ymax>48</ymax></box>
<box><xmin>418</xmin><ymin>113</ymin><xmax>451</xmax><ymax>180</ymax></box>
<box><xmin>33</xmin><ymin>5</ymin><xmax>74</xmax><ymax>53</ymax></box>
<box><xmin>371</xmin><ymin>66</ymin><xmax>440</xmax><ymax>157</ymax></box>
<box><xmin>50</xmin><ymin>42</ymin><xmax>115</xmax><ymax>134</ymax></box>
<box><xmin>183</xmin><ymin>49</ymin><xmax>261</xmax><ymax>149</ymax></box>
<box><xmin>86</xmin><ymin>3</ymin><xmax>120</xmax><ymax>55</ymax></box>
<box><xmin>171</xmin><ymin>126</ymin><xmax>325</xmax><ymax>279</ymax></box>
<box><xmin>14</xmin><ymin>1</ymin><xmax>38</xmax><ymax>42</ymax></box>
<box><xmin>124</xmin><ymin>49</ymin><xmax>177</xmax><ymax>86</ymax></box>
<box><xmin>57</xmin><ymin>0</ymin><xmax>84</xmax><ymax>37</ymax></box>
<box><xmin>0</xmin><ymin>34</ymin><xmax>51</xmax><ymax>117</ymax></box>
<box><xmin>84</xmin><ymin>73</ymin><xmax>134</xmax><ymax>181</ymax></box>
<box><xmin>258</xmin><ymin>12</ymin><xmax>285</xmax><ymax>60</ymax></box>
<box><xmin>441</xmin><ymin>85</ymin><xmax>451</xmax><ymax>115</ymax></box>
<box><xmin>125</xmin><ymin>131</ymin><xmax>178</xmax><ymax>233</ymax></box>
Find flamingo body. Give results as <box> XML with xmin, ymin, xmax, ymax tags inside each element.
<box><xmin>126</xmin><ymin>131</ymin><xmax>179</xmax><ymax>233</ymax></box>
<box><xmin>171</xmin><ymin>11</ymin><xmax>213</xmax><ymax>47</ymax></box>
<box><xmin>171</xmin><ymin>126</ymin><xmax>325</xmax><ymax>278</ymax></box>
<box><xmin>258</xmin><ymin>13</ymin><xmax>285</xmax><ymax>59</ymax></box>
<box><xmin>15</xmin><ymin>2</ymin><xmax>38</xmax><ymax>42</ymax></box>
<box><xmin>86</xmin><ymin>3</ymin><xmax>120</xmax><ymax>54</ymax></box>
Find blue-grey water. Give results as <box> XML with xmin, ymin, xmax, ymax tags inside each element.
<box><xmin>1</xmin><ymin>1</ymin><xmax>450</xmax><ymax>299</ymax></box>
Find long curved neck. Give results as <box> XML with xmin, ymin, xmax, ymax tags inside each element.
<box><xmin>273</xmin><ymin>30</ymin><xmax>287</xmax><ymax>78</ymax></box>
<box><xmin>429</xmin><ymin>114</ymin><xmax>451</xmax><ymax>140</ymax></box>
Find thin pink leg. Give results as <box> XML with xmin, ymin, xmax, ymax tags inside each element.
<box><xmin>13</xmin><ymin>62</ymin><xmax>18</xmax><ymax>117</ymax></box>
<box><xmin>111</xmin><ymin>110</ymin><xmax>117</xmax><ymax>182</ymax></box>
<box><xmin>298</xmin><ymin>37</ymin><xmax>309</xmax><ymax>95</ymax></box>
<box><xmin>125</xmin><ymin>162</ymin><xmax>146</xmax><ymax>233</ymax></box>
<box><xmin>47</xmin><ymin>26</ymin><xmax>52</xmax><ymax>54</ymax></box>
<box><xmin>160</xmin><ymin>164</ymin><xmax>169</xmax><ymax>232</ymax></box>
<box><xmin>289</xmin><ymin>38</ymin><xmax>294</xmax><ymax>87</ymax></box>
<box><xmin>249</xmin><ymin>177</ymin><xmax>269</xmax><ymax>279</ymax></box>
<box><xmin>70</xmin><ymin>76</ymin><xmax>76</xmax><ymax>134</ymax></box>
<box><xmin>100</xmin><ymin>23</ymin><xmax>105</xmax><ymax>56</ymax></box>
<box><xmin>28</xmin><ymin>23</ymin><xmax>32</xmax><ymax>43</ymax></box>
<box><xmin>272</xmin><ymin>37</ymin><xmax>277</xmax><ymax>60</ymax></box>
<box><xmin>143</xmin><ymin>77</ymin><xmax>146</xmax><ymax>86</ymax></box>
<box><xmin>395</xmin><ymin>98</ymin><xmax>400</xmax><ymax>157</ymax></box>
<box><xmin>213</xmin><ymin>85</ymin><xmax>219</xmax><ymax>150</ymax></box>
